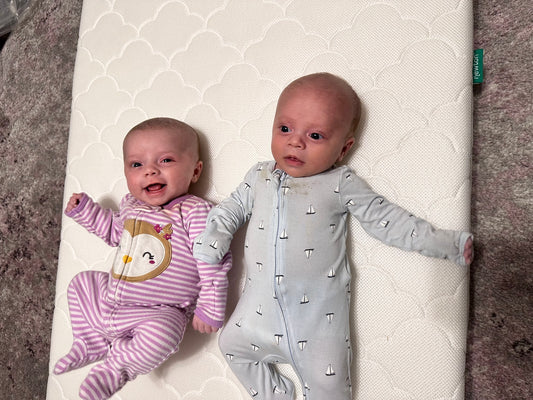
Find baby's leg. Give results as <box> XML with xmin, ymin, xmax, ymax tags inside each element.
<box><xmin>79</xmin><ymin>305</ymin><xmax>187</xmax><ymax>399</ymax></box>
<box><xmin>219</xmin><ymin>314</ymin><xmax>294</xmax><ymax>400</ymax></box>
<box><xmin>292</xmin><ymin>335</ymin><xmax>352</xmax><ymax>400</ymax></box>
<box><xmin>54</xmin><ymin>271</ymin><xmax>111</xmax><ymax>374</ymax></box>
<box><xmin>288</xmin><ymin>297</ymin><xmax>352</xmax><ymax>400</ymax></box>
<box><xmin>107</xmin><ymin>305</ymin><xmax>188</xmax><ymax>376</ymax></box>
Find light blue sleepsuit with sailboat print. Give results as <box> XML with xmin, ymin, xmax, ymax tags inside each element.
<box><xmin>193</xmin><ymin>161</ymin><xmax>471</xmax><ymax>400</ymax></box>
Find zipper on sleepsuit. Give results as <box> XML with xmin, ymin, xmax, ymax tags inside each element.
<box><xmin>272</xmin><ymin>172</ymin><xmax>304</xmax><ymax>387</ymax></box>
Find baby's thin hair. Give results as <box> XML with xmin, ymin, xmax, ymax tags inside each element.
<box><xmin>285</xmin><ymin>73</ymin><xmax>361</xmax><ymax>137</ymax></box>
<box><xmin>126</xmin><ymin>117</ymin><xmax>200</xmax><ymax>158</ymax></box>
<box><xmin>129</xmin><ymin>117</ymin><xmax>195</xmax><ymax>137</ymax></box>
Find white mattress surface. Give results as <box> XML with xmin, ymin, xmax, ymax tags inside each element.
<box><xmin>47</xmin><ymin>1</ymin><xmax>473</xmax><ymax>399</ymax></box>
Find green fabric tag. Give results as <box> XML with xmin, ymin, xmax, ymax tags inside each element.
<box><xmin>473</xmin><ymin>49</ymin><xmax>484</xmax><ymax>84</ymax></box>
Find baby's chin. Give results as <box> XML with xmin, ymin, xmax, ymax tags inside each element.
<box><xmin>275</xmin><ymin>162</ymin><xmax>334</xmax><ymax>178</ymax></box>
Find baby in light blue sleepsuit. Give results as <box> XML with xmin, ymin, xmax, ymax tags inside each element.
<box><xmin>193</xmin><ymin>73</ymin><xmax>473</xmax><ymax>400</ymax></box>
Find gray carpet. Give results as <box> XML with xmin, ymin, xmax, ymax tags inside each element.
<box><xmin>0</xmin><ymin>0</ymin><xmax>530</xmax><ymax>399</ymax></box>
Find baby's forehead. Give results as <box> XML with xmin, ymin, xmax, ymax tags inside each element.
<box><xmin>287</xmin><ymin>77</ymin><xmax>352</xmax><ymax>101</ymax></box>
<box><xmin>124</xmin><ymin>127</ymin><xmax>198</xmax><ymax>154</ymax></box>
<box><xmin>288</xmin><ymin>76</ymin><xmax>360</xmax><ymax>122</ymax></box>
<box><xmin>128</xmin><ymin>126</ymin><xmax>193</xmax><ymax>142</ymax></box>
<box><xmin>165</xmin><ymin>127</ymin><xmax>197</xmax><ymax>145</ymax></box>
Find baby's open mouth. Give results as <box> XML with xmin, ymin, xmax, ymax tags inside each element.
<box><xmin>145</xmin><ymin>183</ymin><xmax>165</xmax><ymax>192</ymax></box>
<box><xmin>285</xmin><ymin>156</ymin><xmax>303</xmax><ymax>164</ymax></box>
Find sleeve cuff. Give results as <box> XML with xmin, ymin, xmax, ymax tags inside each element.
<box><xmin>64</xmin><ymin>193</ymin><xmax>89</xmax><ymax>217</ymax></box>
<box><xmin>457</xmin><ymin>232</ymin><xmax>474</xmax><ymax>267</ymax></box>
<box><xmin>194</xmin><ymin>308</ymin><xmax>223</xmax><ymax>329</ymax></box>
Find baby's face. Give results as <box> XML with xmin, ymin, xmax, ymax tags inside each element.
<box><xmin>123</xmin><ymin>128</ymin><xmax>202</xmax><ymax>206</ymax></box>
<box><xmin>271</xmin><ymin>83</ymin><xmax>355</xmax><ymax>178</ymax></box>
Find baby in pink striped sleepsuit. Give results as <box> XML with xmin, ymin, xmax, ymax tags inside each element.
<box><xmin>53</xmin><ymin>117</ymin><xmax>232</xmax><ymax>400</ymax></box>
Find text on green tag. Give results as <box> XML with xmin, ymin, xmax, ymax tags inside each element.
<box><xmin>473</xmin><ymin>49</ymin><xmax>484</xmax><ymax>84</ymax></box>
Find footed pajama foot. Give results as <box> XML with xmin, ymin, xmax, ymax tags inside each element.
<box><xmin>79</xmin><ymin>364</ymin><xmax>128</xmax><ymax>400</ymax></box>
<box><xmin>54</xmin><ymin>339</ymin><xmax>106</xmax><ymax>375</ymax></box>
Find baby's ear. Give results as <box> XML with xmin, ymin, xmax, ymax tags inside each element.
<box><xmin>337</xmin><ymin>137</ymin><xmax>355</xmax><ymax>162</ymax></box>
<box><xmin>191</xmin><ymin>160</ymin><xmax>203</xmax><ymax>183</ymax></box>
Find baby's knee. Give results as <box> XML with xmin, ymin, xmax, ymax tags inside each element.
<box><xmin>68</xmin><ymin>270</ymin><xmax>106</xmax><ymax>291</ymax></box>
<box><xmin>68</xmin><ymin>270</ymin><xmax>88</xmax><ymax>288</ymax></box>
<box><xmin>219</xmin><ymin>323</ymin><xmax>248</xmax><ymax>358</ymax></box>
<box><xmin>300</xmin><ymin>364</ymin><xmax>351</xmax><ymax>400</ymax></box>
<box><xmin>218</xmin><ymin>325</ymin><xmax>233</xmax><ymax>354</ymax></box>
<box><xmin>142</xmin><ymin>311</ymin><xmax>187</xmax><ymax>344</ymax></box>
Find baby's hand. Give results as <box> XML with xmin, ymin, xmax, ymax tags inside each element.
<box><xmin>192</xmin><ymin>315</ymin><xmax>219</xmax><ymax>334</ymax></box>
<box><xmin>463</xmin><ymin>237</ymin><xmax>474</xmax><ymax>265</ymax></box>
<box><xmin>66</xmin><ymin>193</ymin><xmax>83</xmax><ymax>213</ymax></box>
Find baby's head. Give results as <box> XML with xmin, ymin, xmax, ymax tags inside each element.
<box><xmin>122</xmin><ymin>117</ymin><xmax>203</xmax><ymax>206</ymax></box>
<box><xmin>271</xmin><ymin>73</ymin><xmax>361</xmax><ymax>177</ymax></box>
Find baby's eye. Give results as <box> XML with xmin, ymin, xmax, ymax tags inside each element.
<box><xmin>131</xmin><ymin>162</ymin><xmax>142</xmax><ymax>168</ymax></box>
<box><xmin>309</xmin><ymin>132</ymin><xmax>323</xmax><ymax>140</ymax></box>
<box><xmin>280</xmin><ymin>125</ymin><xmax>290</xmax><ymax>133</ymax></box>
<box><xmin>161</xmin><ymin>158</ymin><xmax>174</xmax><ymax>164</ymax></box>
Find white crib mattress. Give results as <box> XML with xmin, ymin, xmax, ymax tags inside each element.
<box><xmin>47</xmin><ymin>1</ymin><xmax>473</xmax><ymax>399</ymax></box>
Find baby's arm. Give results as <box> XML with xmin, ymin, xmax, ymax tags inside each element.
<box><xmin>65</xmin><ymin>192</ymin><xmax>123</xmax><ymax>246</ymax></box>
<box><xmin>183</xmin><ymin>197</ymin><xmax>234</xmax><ymax>332</ymax></box>
<box><xmin>193</xmin><ymin>164</ymin><xmax>258</xmax><ymax>264</ymax></box>
<box><xmin>341</xmin><ymin>169</ymin><xmax>473</xmax><ymax>266</ymax></box>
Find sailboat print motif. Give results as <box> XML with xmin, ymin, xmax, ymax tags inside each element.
<box><xmin>274</xmin><ymin>334</ymin><xmax>283</xmax><ymax>345</ymax></box>
<box><xmin>273</xmin><ymin>386</ymin><xmax>286</xmax><ymax>394</ymax></box>
<box><xmin>207</xmin><ymin>164</ymin><xmax>367</xmax><ymax>398</ymax></box>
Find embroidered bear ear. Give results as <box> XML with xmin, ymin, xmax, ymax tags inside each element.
<box><xmin>162</xmin><ymin>223</ymin><xmax>173</xmax><ymax>240</ymax></box>
<box><xmin>155</xmin><ymin>223</ymin><xmax>173</xmax><ymax>241</ymax></box>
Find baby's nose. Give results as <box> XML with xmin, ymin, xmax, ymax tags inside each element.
<box><xmin>145</xmin><ymin>165</ymin><xmax>159</xmax><ymax>175</ymax></box>
<box><xmin>288</xmin><ymin>133</ymin><xmax>304</xmax><ymax>147</ymax></box>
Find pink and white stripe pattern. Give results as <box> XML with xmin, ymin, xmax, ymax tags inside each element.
<box><xmin>65</xmin><ymin>192</ymin><xmax>232</xmax><ymax>327</ymax></box>
<box><xmin>55</xmin><ymin>269</ymin><xmax>189</xmax><ymax>399</ymax></box>
<box><xmin>55</xmin><ymin>193</ymin><xmax>232</xmax><ymax>399</ymax></box>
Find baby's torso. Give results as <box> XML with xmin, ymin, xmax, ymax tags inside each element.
<box><xmin>106</xmin><ymin>195</ymin><xmax>205</xmax><ymax>308</ymax></box>
<box><xmin>243</xmin><ymin>164</ymin><xmax>352</xmax><ymax>309</ymax></box>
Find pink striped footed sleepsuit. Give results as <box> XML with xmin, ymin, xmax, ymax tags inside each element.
<box><xmin>53</xmin><ymin>193</ymin><xmax>231</xmax><ymax>400</ymax></box>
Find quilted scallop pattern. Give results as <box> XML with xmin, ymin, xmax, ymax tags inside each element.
<box><xmin>47</xmin><ymin>1</ymin><xmax>472</xmax><ymax>399</ymax></box>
